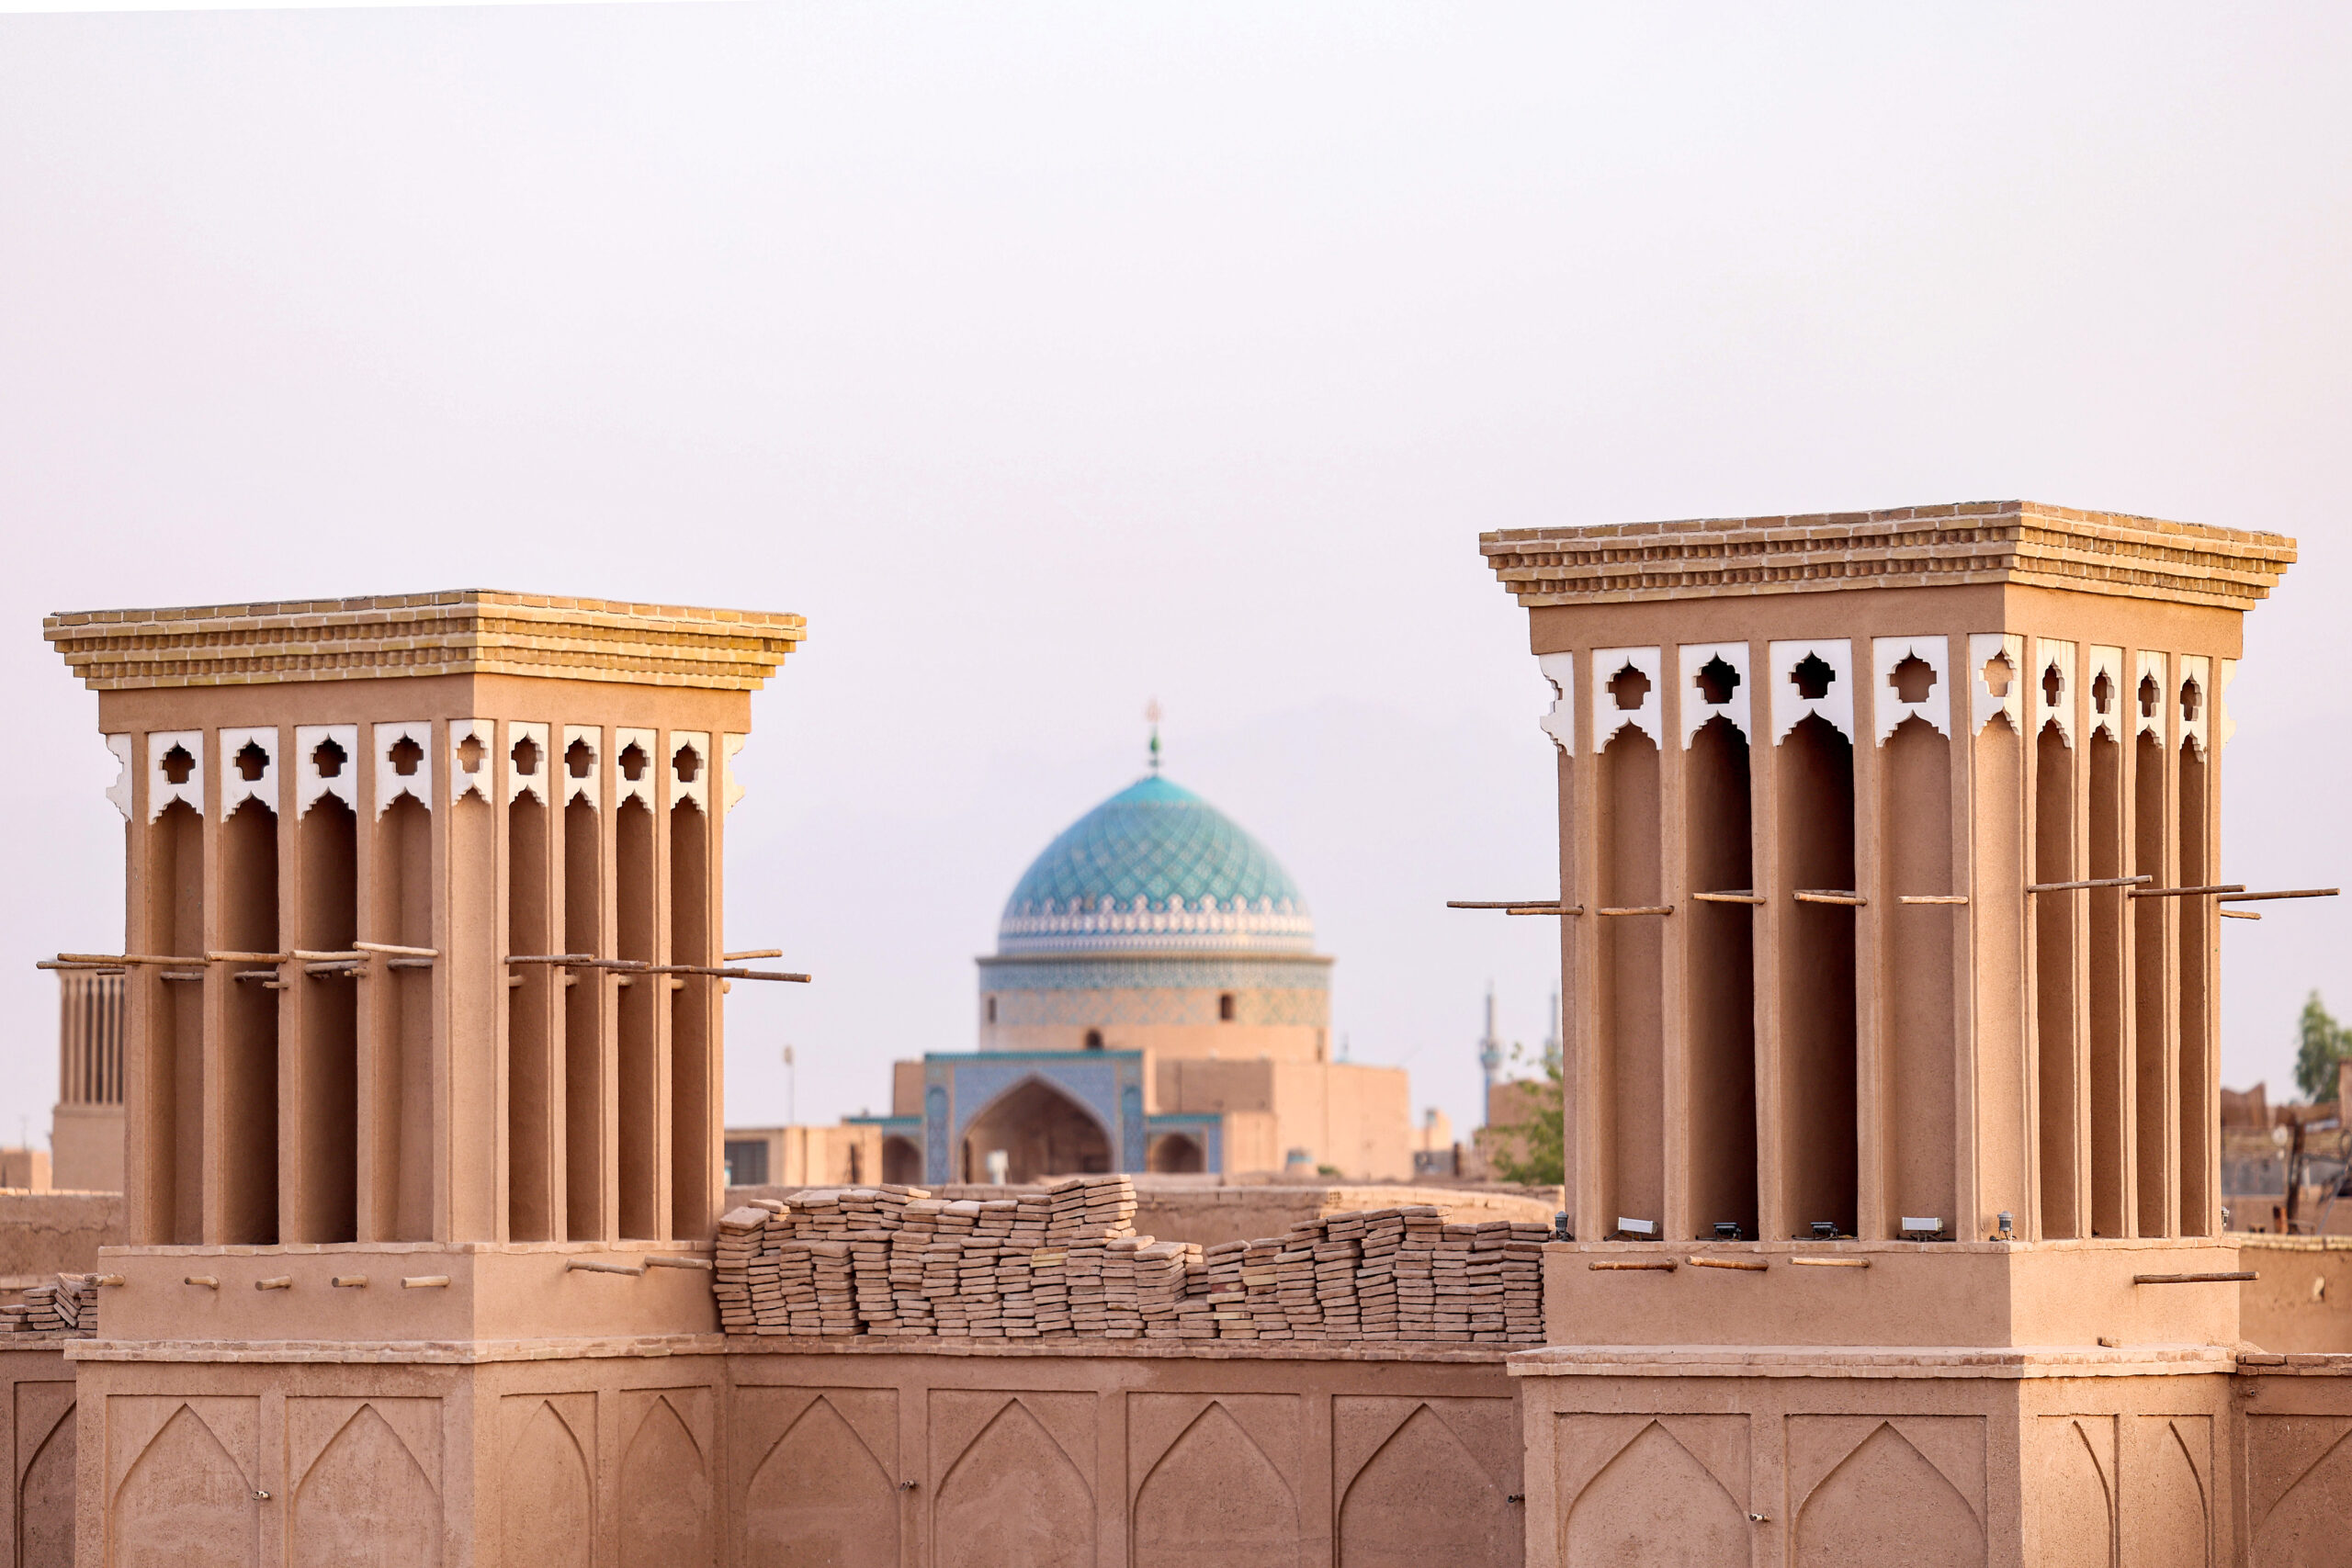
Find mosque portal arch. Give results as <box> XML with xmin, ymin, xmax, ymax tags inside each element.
<box><xmin>961</xmin><ymin>1077</ymin><xmax>1112</xmax><ymax>1183</ymax></box>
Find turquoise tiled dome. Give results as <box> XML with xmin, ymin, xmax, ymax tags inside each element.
<box><xmin>998</xmin><ymin>775</ymin><xmax>1314</xmax><ymax>955</ymax></box>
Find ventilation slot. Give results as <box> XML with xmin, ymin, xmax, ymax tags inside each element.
<box><xmin>670</xmin><ymin>795</ymin><xmax>712</xmax><ymax>1240</ymax></box>
<box><xmin>2087</xmin><ymin>727</ymin><xmax>2126</xmax><ymax>1236</ymax></box>
<box><xmin>616</xmin><ymin>796</ymin><xmax>659</xmax><ymax>1240</ymax></box>
<box><xmin>372</xmin><ymin>795</ymin><xmax>434</xmax><ymax>1241</ymax></box>
<box><xmin>1686</xmin><ymin>716</ymin><xmax>1755</xmax><ymax>1242</ymax></box>
<box><xmin>220</xmin><ymin>798</ymin><xmax>279</xmax><ymax>1245</ymax></box>
<box><xmin>563</xmin><ymin>792</ymin><xmax>605</xmax><ymax>1241</ymax></box>
<box><xmin>1779</xmin><ymin>715</ymin><xmax>1857</xmax><ymax>1238</ymax></box>
<box><xmin>2178</xmin><ymin>740</ymin><xmax>2212</xmax><ymax>1235</ymax></box>
<box><xmin>1882</xmin><ymin>716</ymin><xmax>1955</xmax><ymax>1235</ymax></box>
<box><xmin>508</xmin><ymin>780</ymin><xmax>556</xmax><ymax>1242</ymax></box>
<box><xmin>2133</xmin><ymin>728</ymin><xmax>2171</xmax><ymax>1235</ymax></box>
<box><xmin>147</xmin><ymin>799</ymin><xmax>205</xmax><ymax>1245</ymax></box>
<box><xmin>1598</xmin><ymin>722</ymin><xmax>1664</xmax><ymax>1234</ymax></box>
<box><xmin>299</xmin><ymin>794</ymin><xmax>357</xmax><ymax>1243</ymax></box>
<box><xmin>2034</xmin><ymin>719</ymin><xmax>2079</xmax><ymax>1239</ymax></box>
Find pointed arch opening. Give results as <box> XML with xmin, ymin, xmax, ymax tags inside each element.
<box><xmin>962</xmin><ymin>1077</ymin><xmax>1111</xmax><ymax>1183</ymax></box>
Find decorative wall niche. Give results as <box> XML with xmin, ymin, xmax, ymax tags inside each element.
<box><xmin>218</xmin><ymin>727</ymin><xmax>280</xmax><ymax>815</ymax></box>
<box><xmin>1969</xmin><ymin>633</ymin><xmax>2024</xmax><ymax>735</ymax></box>
<box><xmin>2178</xmin><ymin>655</ymin><xmax>2211</xmax><ymax>754</ymax></box>
<box><xmin>670</xmin><ymin>731</ymin><xmax>711</xmax><ymax>812</ymax></box>
<box><xmin>1592</xmin><ymin>647</ymin><xmax>1662</xmax><ymax>747</ymax></box>
<box><xmin>1768</xmin><ymin>639</ymin><xmax>1853</xmax><ymax>742</ymax></box>
<box><xmin>723</xmin><ymin>734</ymin><xmax>749</xmax><ymax>813</ymax></box>
<box><xmin>1679</xmin><ymin>642</ymin><xmax>1750</xmax><ymax>747</ymax></box>
<box><xmin>508</xmin><ymin>722</ymin><xmax>551</xmax><ymax>805</ymax></box>
<box><xmin>1871</xmin><ymin>637</ymin><xmax>1950</xmax><ymax>744</ymax></box>
<box><xmin>1536</xmin><ymin>651</ymin><xmax>1577</xmax><ymax>756</ymax></box>
<box><xmin>146</xmin><ymin>730</ymin><xmax>204</xmax><ymax>822</ymax></box>
<box><xmin>2086</xmin><ymin>647</ymin><xmax>2124</xmax><ymax>743</ymax></box>
<box><xmin>448</xmin><ymin>719</ymin><xmax>493</xmax><ymax>804</ymax></box>
<box><xmin>616</xmin><ymin>728</ymin><xmax>658</xmax><ymax>811</ymax></box>
<box><xmin>561</xmin><ymin>726</ymin><xmax>602</xmax><ymax>809</ymax></box>
<box><xmin>374</xmin><ymin>722</ymin><xmax>434</xmax><ymax>818</ymax></box>
<box><xmin>2134</xmin><ymin>651</ymin><xmax>2168</xmax><ymax>747</ymax></box>
<box><xmin>296</xmin><ymin>725</ymin><xmax>360</xmax><ymax>818</ymax></box>
<box><xmin>2033</xmin><ymin>640</ymin><xmax>2076</xmax><ymax>746</ymax></box>
<box><xmin>104</xmin><ymin>733</ymin><xmax>134</xmax><ymax>819</ymax></box>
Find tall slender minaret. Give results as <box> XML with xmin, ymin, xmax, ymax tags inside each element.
<box><xmin>1477</xmin><ymin>983</ymin><xmax>1503</xmax><ymax>1126</ymax></box>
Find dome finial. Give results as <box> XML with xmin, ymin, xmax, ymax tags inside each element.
<box><xmin>1144</xmin><ymin>696</ymin><xmax>1162</xmax><ymax>773</ymax></box>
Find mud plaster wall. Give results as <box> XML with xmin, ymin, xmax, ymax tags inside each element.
<box><xmin>58</xmin><ymin>1343</ymin><xmax>1521</xmax><ymax>1568</ymax></box>
<box><xmin>0</xmin><ymin>1192</ymin><xmax>123</xmax><ymax>1280</ymax></box>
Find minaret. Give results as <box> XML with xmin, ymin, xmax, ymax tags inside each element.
<box><xmin>1477</xmin><ymin>984</ymin><xmax>1502</xmax><ymax>1126</ymax></box>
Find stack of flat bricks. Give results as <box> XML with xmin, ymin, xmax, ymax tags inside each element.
<box><xmin>713</xmin><ymin>1186</ymin><xmax>1548</xmax><ymax>1347</ymax></box>
<box><xmin>1</xmin><ymin>1275</ymin><xmax>98</xmax><ymax>1336</ymax></box>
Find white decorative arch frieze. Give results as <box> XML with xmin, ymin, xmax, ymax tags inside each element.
<box><xmin>1536</xmin><ymin>652</ymin><xmax>1576</xmax><ymax>756</ymax></box>
<box><xmin>1592</xmin><ymin>647</ymin><xmax>1662</xmax><ymax>748</ymax></box>
<box><xmin>561</xmin><ymin>726</ymin><xmax>602</xmax><ymax>809</ymax></box>
<box><xmin>2086</xmin><ymin>647</ymin><xmax>2125</xmax><ymax>743</ymax></box>
<box><xmin>146</xmin><ymin>730</ymin><xmax>203</xmax><ymax>821</ymax></box>
<box><xmin>1871</xmin><ymin>636</ymin><xmax>1950</xmax><ymax>744</ymax></box>
<box><xmin>1768</xmin><ymin>638</ymin><xmax>1853</xmax><ymax>742</ymax></box>
<box><xmin>2031</xmin><ymin>639</ymin><xmax>2075</xmax><ymax>746</ymax></box>
<box><xmin>615</xmin><ymin>728</ymin><xmax>658</xmax><ymax>810</ymax></box>
<box><xmin>2219</xmin><ymin>659</ymin><xmax>2239</xmax><ymax>749</ymax></box>
<box><xmin>508</xmin><ymin>722</ymin><xmax>551</xmax><ymax>804</ymax></box>
<box><xmin>1970</xmin><ymin>634</ymin><xmax>2024</xmax><ymax>735</ymax></box>
<box><xmin>1678</xmin><ymin>642</ymin><xmax>1750</xmax><ymax>748</ymax></box>
<box><xmin>219</xmin><ymin>727</ymin><xmax>280</xmax><ymax>815</ymax></box>
<box><xmin>669</xmin><ymin>731</ymin><xmax>711</xmax><ymax>812</ymax></box>
<box><xmin>723</xmin><ymin>734</ymin><xmax>749</xmax><ymax>813</ymax></box>
<box><xmin>2134</xmin><ymin>651</ymin><xmax>2168</xmax><ymax>747</ymax></box>
<box><xmin>448</xmin><ymin>719</ymin><xmax>493</xmax><ymax>804</ymax></box>
<box><xmin>2179</xmin><ymin>655</ymin><xmax>2211</xmax><ymax>755</ymax></box>
<box><xmin>374</xmin><ymin>721</ymin><xmax>433</xmax><ymax>818</ymax></box>
<box><xmin>104</xmin><ymin>734</ymin><xmax>133</xmax><ymax>820</ymax></box>
<box><xmin>296</xmin><ymin>725</ymin><xmax>359</xmax><ymax>818</ymax></box>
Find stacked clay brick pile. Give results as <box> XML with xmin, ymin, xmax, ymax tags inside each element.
<box><xmin>718</xmin><ymin>1184</ymin><xmax>1547</xmax><ymax>1346</ymax></box>
<box><xmin>0</xmin><ymin>1274</ymin><xmax>100</xmax><ymax>1336</ymax></box>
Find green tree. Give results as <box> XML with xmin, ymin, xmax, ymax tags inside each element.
<box><xmin>1486</xmin><ymin>1046</ymin><xmax>1564</xmax><ymax>1187</ymax></box>
<box><xmin>2295</xmin><ymin>991</ymin><xmax>2352</xmax><ymax>1101</ymax></box>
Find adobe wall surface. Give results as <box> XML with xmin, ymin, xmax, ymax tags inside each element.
<box><xmin>2236</xmin><ymin>1236</ymin><xmax>2352</xmax><ymax>1354</ymax></box>
<box><xmin>56</xmin><ymin>1337</ymin><xmax>1521</xmax><ymax>1567</ymax></box>
<box><xmin>0</xmin><ymin>1191</ymin><xmax>123</xmax><ymax>1283</ymax></box>
<box><xmin>49</xmin><ymin>1103</ymin><xmax>124</xmax><ymax>1195</ymax></box>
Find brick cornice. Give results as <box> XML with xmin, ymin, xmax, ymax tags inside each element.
<box><xmin>1480</xmin><ymin>501</ymin><xmax>2295</xmax><ymax>611</ymax></box>
<box><xmin>44</xmin><ymin>590</ymin><xmax>806</xmax><ymax>692</ymax></box>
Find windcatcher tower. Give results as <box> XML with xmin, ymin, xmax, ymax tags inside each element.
<box><xmin>1478</xmin><ymin>503</ymin><xmax>2305</xmax><ymax>1564</ymax></box>
<box><xmin>42</xmin><ymin>591</ymin><xmax>802</xmax><ymax>1561</ymax></box>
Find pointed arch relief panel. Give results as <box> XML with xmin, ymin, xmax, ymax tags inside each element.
<box><xmin>743</xmin><ymin>1389</ymin><xmax>899</xmax><ymax>1568</ymax></box>
<box><xmin>1792</xmin><ymin>1418</ymin><xmax>1985</xmax><ymax>1568</ymax></box>
<box><xmin>560</xmin><ymin>725</ymin><xmax>602</xmax><ymax>808</ymax></box>
<box><xmin>297</xmin><ymin>724</ymin><xmax>360</xmax><ymax>818</ymax></box>
<box><xmin>2086</xmin><ymin>647</ymin><xmax>2125</xmax><ymax>743</ymax></box>
<box><xmin>2032</xmin><ymin>640</ymin><xmax>2077</xmax><ymax>747</ymax></box>
<box><xmin>2249</xmin><ymin>1416</ymin><xmax>2352</xmax><ymax>1565</ymax></box>
<box><xmin>1562</xmin><ymin>1417</ymin><xmax>1747</xmax><ymax>1568</ymax></box>
<box><xmin>500</xmin><ymin>1395</ymin><xmax>594</xmax><ymax>1568</ymax></box>
<box><xmin>16</xmin><ymin>1384</ymin><xmax>77</xmax><ymax>1568</ymax></box>
<box><xmin>1971</xmin><ymin>633</ymin><xmax>2025</xmax><ymax>735</ymax></box>
<box><xmin>1679</xmin><ymin>642</ymin><xmax>1752</xmax><ymax>746</ymax></box>
<box><xmin>1593</xmin><ymin>647</ymin><xmax>1662</xmax><ymax>748</ymax></box>
<box><xmin>147</xmin><ymin>730</ymin><xmax>204</xmax><ymax>822</ymax></box>
<box><xmin>373</xmin><ymin>721</ymin><xmax>434</xmax><ymax>818</ymax></box>
<box><xmin>933</xmin><ymin>1394</ymin><xmax>1096</xmax><ymax>1568</ymax></box>
<box><xmin>669</xmin><ymin>730</ymin><xmax>711</xmax><ymax>813</ymax></box>
<box><xmin>1131</xmin><ymin>1398</ymin><xmax>1300</xmax><ymax>1568</ymax></box>
<box><xmin>619</xmin><ymin>1390</ymin><xmax>714</xmax><ymax>1565</ymax></box>
<box><xmin>1336</xmin><ymin>1400</ymin><xmax>1513</xmax><ymax>1568</ymax></box>
<box><xmin>448</xmin><ymin>718</ymin><xmax>493</xmax><ymax>804</ymax></box>
<box><xmin>218</xmin><ymin>727</ymin><xmax>279</xmax><ymax>814</ymax></box>
<box><xmin>105</xmin><ymin>732</ymin><xmax>135</xmax><ymax>818</ymax></box>
<box><xmin>107</xmin><ymin>1397</ymin><xmax>261</xmax><ymax>1567</ymax></box>
<box><xmin>616</xmin><ymin>727</ymin><xmax>658</xmax><ymax>811</ymax></box>
<box><xmin>289</xmin><ymin>1401</ymin><xmax>443</xmax><ymax>1567</ymax></box>
<box><xmin>2135</xmin><ymin>650</ymin><xmax>2169</xmax><ymax>747</ymax></box>
<box><xmin>1536</xmin><ymin>651</ymin><xmax>1577</xmax><ymax>754</ymax></box>
<box><xmin>1872</xmin><ymin>636</ymin><xmax>1951</xmax><ymax>744</ymax></box>
<box><xmin>2028</xmin><ymin>1416</ymin><xmax>2115</xmax><ymax>1568</ymax></box>
<box><xmin>2178</xmin><ymin>656</ymin><xmax>2211</xmax><ymax>755</ymax></box>
<box><xmin>723</xmin><ymin>733</ymin><xmax>749</xmax><ymax>812</ymax></box>
<box><xmin>508</xmin><ymin>721</ymin><xmax>552</xmax><ymax>804</ymax></box>
<box><xmin>1769</xmin><ymin>639</ymin><xmax>1853</xmax><ymax>742</ymax></box>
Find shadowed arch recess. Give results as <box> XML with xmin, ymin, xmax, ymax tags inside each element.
<box><xmin>745</xmin><ymin>1396</ymin><xmax>899</xmax><ymax>1568</ymax></box>
<box><xmin>1134</xmin><ymin>1402</ymin><xmax>1298</xmax><ymax>1568</ymax></box>
<box><xmin>961</xmin><ymin>1077</ymin><xmax>1112</xmax><ymax>1183</ymax></box>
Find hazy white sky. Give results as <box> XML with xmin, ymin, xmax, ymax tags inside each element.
<box><xmin>2</xmin><ymin>5</ymin><xmax>2347</xmax><ymax>1154</ymax></box>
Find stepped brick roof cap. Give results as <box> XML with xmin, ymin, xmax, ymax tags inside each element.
<box><xmin>1481</xmin><ymin>501</ymin><xmax>2294</xmax><ymax>611</ymax></box>
<box><xmin>45</xmin><ymin>589</ymin><xmax>805</xmax><ymax>691</ymax></box>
